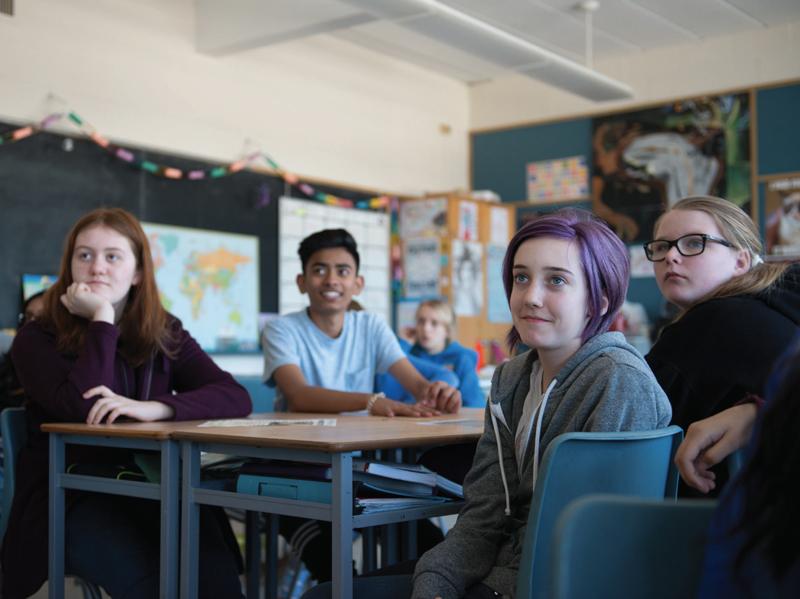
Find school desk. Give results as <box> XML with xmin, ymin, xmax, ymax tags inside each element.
<box><xmin>171</xmin><ymin>409</ymin><xmax>485</xmax><ymax>599</ymax></box>
<box><xmin>41</xmin><ymin>420</ymin><xmax>184</xmax><ymax>599</ymax></box>
<box><xmin>42</xmin><ymin>409</ymin><xmax>485</xmax><ymax>599</ymax></box>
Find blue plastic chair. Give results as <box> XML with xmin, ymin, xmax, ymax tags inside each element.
<box><xmin>235</xmin><ymin>375</ymin><xmax>275</xmax><ymax>413</ymax></box>
<box><xmin>551</xmin><ymin>494</ymin><xmax>717</xmax><ymax>599</ymax></box>
<box><xmin>517</xmin><ymin>425</ymin><xmax>684</xmax><ymax>599</ymax></box>
<box><xmin>0</xmin><ymin>408</ymin><xmax>102</xmax><ymax>599</ymax></box>
<box><xmin>726</xmin><ymin>447</ymin><xmax>746</xmax><ymax>479</ymax></box>
<box><xmin>0</xmin><ymin>407</ymin><xmax>26</xmax><ymax>540</ymax></box>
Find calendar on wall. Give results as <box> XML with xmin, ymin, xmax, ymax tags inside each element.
<box><xmin>278</xmin><ymin>196</ymin><xmax>391</xmax><ymax>323</ymax></box>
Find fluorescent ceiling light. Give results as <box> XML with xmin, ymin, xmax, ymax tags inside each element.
<box><xmin>340</xmin><ymin>0</ymin><xmax>634</xmax><ymax>101</ymax></box>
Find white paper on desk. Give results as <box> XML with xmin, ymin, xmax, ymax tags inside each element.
<box><xmin>416</xmin><ymin>419</ymin><xmax>482</xmax><ymax>426</ymax></box>
<box><xmin>198</xmin><ymin>418</ymin><xmax>337</xmax><ymax>427</ymax></box>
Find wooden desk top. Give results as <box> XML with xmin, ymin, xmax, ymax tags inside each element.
<box><xmin>41</xmin><ymin>408</ymin><xmax>486</xmax><ymax>449</ymax></box>
<box><xmin>41</xmin><ymin>420</ymin><xmax>187</xmax><ymax>440</ymax></box>
<box><xmin>170</xmin><ymin>407</ymin><xmax>486</xmax><ymax>452</ymax></box>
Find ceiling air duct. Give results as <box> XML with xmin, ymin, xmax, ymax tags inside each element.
<box><xmin>340</xmin><ymin>0</ymin><xmax>633</xmax><ymax>101</ymax></box>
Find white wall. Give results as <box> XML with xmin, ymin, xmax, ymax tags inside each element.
<box><xmin>470</xmin><ymin>20</ymin><xmax>800</xmax><ymax>131</ymax></box>
<box><xmin>4</xmin><ymin>2</ymin><xmax>798</xmax><ymax>194</ymax></box>
<box><xmin>0</xmin><ymin>0</ymin><xmax>470</xmax><ymax>195</ymax></box>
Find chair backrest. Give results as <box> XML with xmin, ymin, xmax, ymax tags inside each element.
<box><xmin>551</xmin><ymin>495</ymin><xmax>717</xmax><ymax>599</ymax></box>
<box><xmin>516</xmin><ymin>425</ymin><xmax>684</xmax><ymax>599</ymax></box>
<box><xmin>726</xmin><ymin>447</ymin><xmax>746</xmax><ymax>479</ymax></box>
<box><xmin>0</xmin><ymin>408</ymin><xmax>103</xmax><ymax>598</ymax></box>
<box><xmin>1</xmin><ymin>407</ymin><xmax>27</xmax><ymax>540</ymax></box>
<box><xmin>235</xmin><ymin>375</ymin><xmax>275</xmax><ymax>413</ymax></box>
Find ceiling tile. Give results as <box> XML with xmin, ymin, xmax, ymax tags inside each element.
<box><xmin>538</xmin><ymin>0</ymin><xmax>698</xmax><ymax>48</ymax></box>
<box><xmin>723</xmin><ymin>0</ymin><xmax>800</xmax><ymax>26</ymax></box>
<box><xmin>636</xmin><ymin>0</ymin><xmax>764</xmax><ymax>37</ymax></box>
<box><xmin>196</xmin><ymin>0</ymin><xmax>372</xmax><ymax>54</ymax></box>
<box><xmin>439</xmin><ymin>0</ymin><xmax>637</xmax><ymax>61</ymax></box>
<box><xmin>336</xmin><ymin>21</ymin><xmax>505</xmax><ymax>81</ymax></box>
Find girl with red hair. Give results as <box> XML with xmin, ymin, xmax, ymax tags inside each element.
<box><xmin>2</xmin><ymin>208</ymin><xmax>250</xmax><ymax>598</ymax></box>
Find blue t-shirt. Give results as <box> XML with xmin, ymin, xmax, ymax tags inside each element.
<box><xmin>262</xmin><ymin>310</ymin><xmax>405</xmax><ymax>411</ymax></box>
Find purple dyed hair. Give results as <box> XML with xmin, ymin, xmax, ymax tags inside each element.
<box><xmin>502</xmin><ymin>208</ymin><xmax>630</xmax><ymax>351</ymax></box>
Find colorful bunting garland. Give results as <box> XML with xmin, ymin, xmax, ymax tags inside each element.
<box><xmin>0</xmin><ymin>110</ymin><xmax>391</xmax><ymax>211</ymax></box>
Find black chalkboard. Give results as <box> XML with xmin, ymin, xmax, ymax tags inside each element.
<box><xmin>0</xmin><ymin>121</ymin><xmax>374</xmax><ymax>329</ymax></box>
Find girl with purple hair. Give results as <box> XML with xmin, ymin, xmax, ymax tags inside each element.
<box><xmin>410</xmin><ymin>208</ymin><xmax>672</xmax><ymax>599</ymax></box>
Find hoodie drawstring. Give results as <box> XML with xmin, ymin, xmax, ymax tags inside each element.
<box><xmin>531</xmin><ymin>378</ymin><xmax>558</xmax><ymax>490</ymax></box>
<box><xmin>490</xmin><ymin>376</ymin><xmax>558</xmax><ymax>518</ymax></box>
<box><xmin>490</xmin><ymin>406</ymin><xmax>513</xmax><ymax>517</ymax></box>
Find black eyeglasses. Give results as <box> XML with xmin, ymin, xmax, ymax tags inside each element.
<box><xmin>643</xmin><ymin>234</ymin><xmax>734</xmax><ymax>262</ymax></box>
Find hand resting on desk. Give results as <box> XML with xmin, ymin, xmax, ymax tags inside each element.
<box><xmin>83</xmin><ymin>384</ymin><xmax>175</xmax><ymax>424</ymax></box>
<box><xmin>417</xmin><ymin>380</ymin><xmax>461</xmax><ymax>414</ymax></box>
<box><xmin>370</xmin><ymin>395</ymin><xmax>439</xmax><ymax>418</ymax></box>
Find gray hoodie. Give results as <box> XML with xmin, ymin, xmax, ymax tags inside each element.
<box><xmin>412</xmin><ymin>332</ymin><xmax>672</xmax><ymax>599</ymax></box>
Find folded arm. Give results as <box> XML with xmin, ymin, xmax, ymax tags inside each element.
<box><xmin>273</xmin><ymin>363</ymin><xmax>436</xmax><ymax>417</ymax></box>
<box><xmin>389</xmin><ymin>358</ymin><xmax>461</xmax><ymax>414</ymax></box>
<box><xmin>674</xmin><ymin>403</ymin><xmax>757</xmax><ymax>494</ymax></box>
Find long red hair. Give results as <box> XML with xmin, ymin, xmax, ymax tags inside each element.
<box><xmin>42</xmin><ymin>207</ymin><xmax>174</xmax><ymax>365</ymax></box>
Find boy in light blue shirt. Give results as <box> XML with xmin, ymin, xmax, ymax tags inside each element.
<box><xmin>263</xmin><ymin>228</ymin><xmax>460</xmax><ymax>416</ymax></box>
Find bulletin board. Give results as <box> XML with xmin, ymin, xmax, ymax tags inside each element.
<box><xmin>278</xmin><ymin>196</ymin><xmax>392</xmax><ymax>323</ymax></box>
<box><xmin>397</xmin><ymin>194</ymin><xmax>516</xmax><ymax>356</ymax></box>
<box><xmin>448</xmin><ymin>198</ymin><xmax>516</xmax><ymax>354</ymax></box>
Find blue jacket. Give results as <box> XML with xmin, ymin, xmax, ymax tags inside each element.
<box><xmin>375</xmin><ymin>339</ymin><xmax>485</xmax><ymax>407</ymax></box>
<box><xmin>408</xmin><ymin>340</ymin><xmax>484</xmax><ymax>407</ymax></box>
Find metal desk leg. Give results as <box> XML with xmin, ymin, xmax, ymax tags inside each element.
<box><xmin>245</xmin><ymin>511</ymin><xmax>261</xmax><ymax>599</ymax></box>
<box><xmin>48</xmin><ymin>432</ymin><xmax>65</xmax><ymax>599</ymax></box>
<box><xmin>331</xmin><ymin>453</ymin><xmax>353</xmax><ymax>599</ymax></box>
<box><xmin>180</xmin><ymin>441</ymin><xmax>201</xmax><ymax>599</ymax></box>
<box><xmin>362</xmin><ymin>527</ymin><xmax>376</xmax><ymax>575</ymax></box>
<box><xmin>160</xmin><ymin>439</ymin><xmax>180</xmax><ymax>599</ymax></box>
<box><xmin>381</xmin><ymin>525</ymin><xmax>399</xmax><ymax>567</ymax></box>
<box><xmin>401</xmin><ymin>521</ymin><xmax>418</xmax><ymax>561</ymax></box>
<box><xmin>266</xmin><ymin>515</ymin><xmax>278</xmax><ymax>599</ymax></box>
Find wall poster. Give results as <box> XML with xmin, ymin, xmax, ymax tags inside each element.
<box><xmin>591</xmin><ymin>93</ymin><xmax>751</xmax><ymax>243</ymax></box>
<box><xmin>452</xmin><ymin>240</ymin><xmax>483</xmax><ymax>317</ymax></box>
<box><xmin>527</xmin><ymin>155</ymin><xmax>589</xmax><ymax>203</ymax></box>
<box><xmin>765</xmin><ymin>173</ymin><xmax>800</xmax><ymax>257</ymax></box>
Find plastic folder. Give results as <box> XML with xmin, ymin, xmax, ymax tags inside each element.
<box><xmin>236</xmin><ymin>474</ymin><xmax>451</xmax><ymax>514</ymax></box>
<box><xmin>236</xmin><ymin>474</ymin><xmax>332</xmax><ymax>503</ymax></box>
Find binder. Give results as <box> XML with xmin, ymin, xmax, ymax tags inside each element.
<box><xmin>236</xmin><ymin>474</ymin><xmax>332</xmax><ymax>503</ymax></box>
<box><xmin>235</xmin><ymin>473</ymin><xmax>451</xmax><ymax>513</ymax></box>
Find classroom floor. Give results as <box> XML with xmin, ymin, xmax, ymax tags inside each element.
<box><xmin>27</xmin><ymin>515</ymin><xmax>458</xmax><ymax>598</ymax></box>
<box><xmin>30</xmin><ymin>579</ymin><xmax>106</xmax><ymax>598</ymax></box>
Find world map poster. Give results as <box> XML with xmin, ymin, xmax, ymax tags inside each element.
<box><xmin>143</xmin><ymin>223</ymin><xmax>259</xmax><ymax>353</ymax></box>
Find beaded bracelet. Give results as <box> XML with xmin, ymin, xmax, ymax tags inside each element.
<box><xmin>366</xmin><ymin>392</ymin><xmax>386</xmax><ymax>414</ymax></box>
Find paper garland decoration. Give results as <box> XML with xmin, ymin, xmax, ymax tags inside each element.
<box><xmin>0</xmin><ymin>110</ymin><xmax>390</xmax><ymax>211</ymax></box>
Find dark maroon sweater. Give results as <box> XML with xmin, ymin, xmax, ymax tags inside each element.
<box><xmin>1</xmin><ymin>318</ymin><xmax>251</xmax><ymax>598</ymax></box>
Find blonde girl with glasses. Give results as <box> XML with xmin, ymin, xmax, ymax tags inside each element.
<box><xmin>644</xmin><ymin>196</ymin><xmax>800</xmax><ymax>496</ymax></box>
